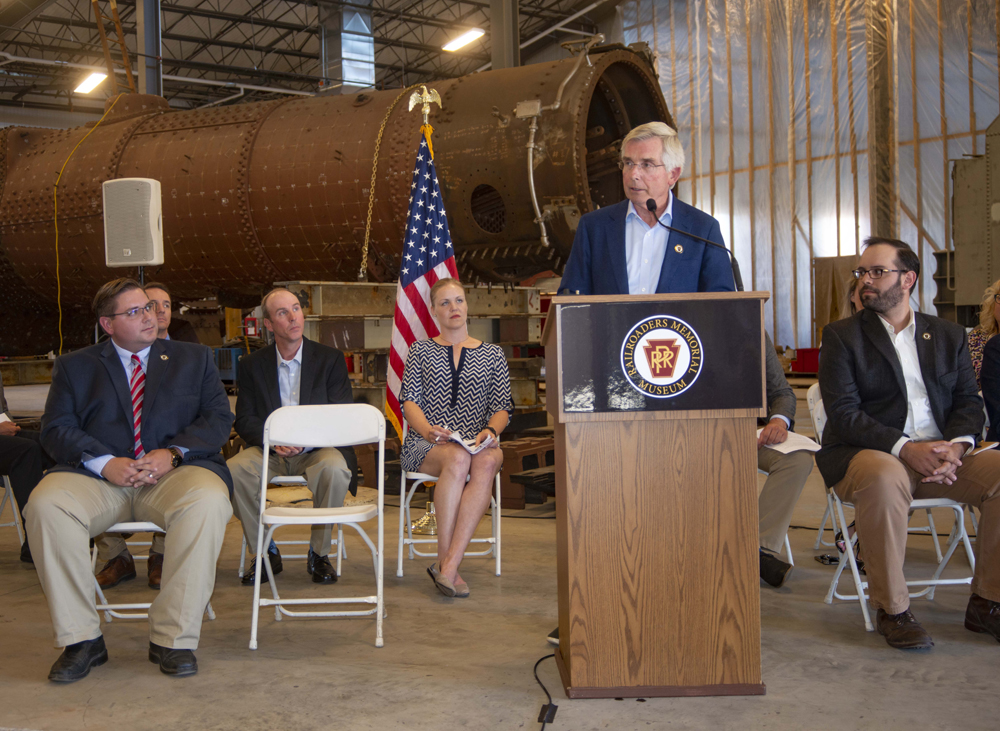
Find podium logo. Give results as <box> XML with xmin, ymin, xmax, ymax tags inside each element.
<box><xmin>621</xmin><ymin>315</ymin><xmax>703</xmax><ymax>398</ymax></box>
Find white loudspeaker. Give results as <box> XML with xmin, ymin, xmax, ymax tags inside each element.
<box><xmin>102</xmin><ymin>178</ymin><xmax>164</xmax><ymax>267</ymax></box>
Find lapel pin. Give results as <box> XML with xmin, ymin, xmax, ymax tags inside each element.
<box><xmin>674</xmin><ymin>244</ymin><xmax>683</xmax><ymax>254</ymax></box>
<box><xmin>161</xmin><ymin>354</ymin><xmax>169</xmax><ymax>360</ymax></box>
<box><xmin>922</xmin><ymin>333</ymin><xmax>931</xmax><ymax>340</ymax></box>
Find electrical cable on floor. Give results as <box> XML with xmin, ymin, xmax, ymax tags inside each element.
<box><xmin>533</xmin><ymin>653</ymin><xmax>558</xmax><ymax>729</ymax></box>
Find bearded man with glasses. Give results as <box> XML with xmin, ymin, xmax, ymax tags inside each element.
<box><xmin>559</xmin><ymin>121</ymin><xmax>735</xmax><ymax>296</ymax></box>
<box><xmin>817</xmin><ymin>237</ymin><xmax>1000</xmax><ymax>650</ymax></box>
<box><xmin>24</xmin><ymin>277</ymin><xmax>234</xmax><ymax>681</ymax></box>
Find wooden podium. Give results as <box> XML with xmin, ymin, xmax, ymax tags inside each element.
<box><xmin>542</xmin><ymin>292</ymin><xmax>768</xmax><ymax>698</ymax></box>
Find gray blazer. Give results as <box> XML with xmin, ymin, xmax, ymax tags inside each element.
<box><xmin>762</xmin><ymin>333</ymin><xmax>796</xmax><ymax>429</ymax></box>
<box><xmin>816</xmin><ymin>309</ymin><xmax>983</xmax><ymax>487</ymax></box>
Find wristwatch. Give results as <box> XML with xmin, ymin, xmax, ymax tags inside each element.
<box><xmin>168</xmin><ymin>447</ymin><xmax>183</xmax><ymax>468</ymax></box>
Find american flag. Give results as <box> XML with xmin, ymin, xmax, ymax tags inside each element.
<box><xmin>386</xmin><ymin>127</ymin><xmax>459</xmax><ymax>439</ymax></box>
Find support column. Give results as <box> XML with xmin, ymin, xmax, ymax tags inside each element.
<box><xmin>136</xmin><ymin>0</ymin><xmax>162</xmax><ymax>96</ymax></box>
<box><xmin>491</xmin><ymin>0</ymin><xmax>520</xmax><ymax>69</ymax></box>
<box><xmin>320</xmin><ymin>0</ymin><xmax>375</xmax><ymax>93</ymax></box>
<box><xmin>865</xmin><ymin>0</ymin><xmax>898</xmax><ymax>237</ymax></box>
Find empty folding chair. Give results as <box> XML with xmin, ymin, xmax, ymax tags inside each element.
<box><xmin>249</xmin><ymin>404</ymin><xmax>385</xmax><ymax>649</ymax></box>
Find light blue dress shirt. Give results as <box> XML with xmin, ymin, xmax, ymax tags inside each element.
<box><xmin>277</xmin><ymin>341</ymin><xmax>304</xmax><ymax>408</ymax></box>
<box><xmin>624</xmin><ymin>192</ymin><xmax>675</xmax><ymax>295</ymax></box>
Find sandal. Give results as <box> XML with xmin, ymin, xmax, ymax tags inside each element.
<box><xmin>834</xmin><ymin>521</ymin><xmax>866</xmax><ymax>574</ymax></box>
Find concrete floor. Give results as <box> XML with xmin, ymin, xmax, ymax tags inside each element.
<box><xmin>1</xmin><ymin>388</ymin><xmax>998</xmax><ymax>730</ymax></box>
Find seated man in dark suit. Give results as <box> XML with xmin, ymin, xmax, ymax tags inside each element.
<box><xmin>0</xmin><ymin>371</ymin><xmax>52</xmax><ymax>564</ymax></box>
<box><xmin>93</xmin><ymin>281</ymin><xmax>202</xmax><ymax>590</ymax></box>
<box><xmin>228</xmin><ymin>288</ymin><xmax>358</xmax><ymax>586</ymax></box>
<box><xmin>818</xmin><ymin>237</ymin><xmax>1000</xmax><ymax>650</ymax></box>
<box><xmin>25</xmin><ymin>278</ymin><xmax>233</xmax><ymax>681</ymax></box>
<box><xmin>559</xmin><ymin>121</ymin><xmax>735</xmax><ymax>296</ymax></box>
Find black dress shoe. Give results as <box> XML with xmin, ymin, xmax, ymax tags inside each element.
<box><xmin>308</xmin><ymin>548</ymin><xmax>338</xmax><ymax>584</ymax></box>
<box><xmin>759</xmin><ymin>548</ymin><xmax>793</xmax><ymax>588</ymax></box>
<box><xmin>876</xmin><ymin>608</ymin><xmax>934</xmax><ymax>650</ymax></box>
<box><xmin>241</xmin><ymin>547</ymin><xmax>283</xmax><ymax>585</ymax></box>
<box><xmin>48</xmin><ymin>636</ymin><xmax>108</xmax><ymax>683</ymax></box>
<box><xmin>965</xmin><ymin>593</ymin><xmax>1000</xmax><ymax>642</ymax></box>
<box><xmin>20</xmin><ymin>539</ymin><xmax>33</xmax><ymax>564</ymax></box>
<box><xmin>148</xmin><ymin>642</ymin><xmax>197</xmax><ymax>677</ymax></box>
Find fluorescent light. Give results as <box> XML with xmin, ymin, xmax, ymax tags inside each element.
<box><xmin>74</xmin><ymin>72</ymin><xmax>107</xmax><ymax>94</ymax></box>
<box><xmin>443</xmin><ymin>28</ymin><xmax>485</xmax><ymax>52</ymax></box>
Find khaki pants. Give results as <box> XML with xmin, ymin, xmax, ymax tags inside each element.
<box><xmin>757</xmin><ymin>448</ymin><xmax>815</xmax><ymax>553</ymax></box>
<box><xmin>833</xmin><ymin>449</ymin><xmax>1000</xmax><ymax>614</ymax></box>
<box><xmin>24</xmin><ymin>466</ymin><xmax>231</xmax><ymax>649</ymax></box>
<box><xmin>229</xmin><ymin>447</ymin><xmax>351</xmax><ymax>556</ymax></box>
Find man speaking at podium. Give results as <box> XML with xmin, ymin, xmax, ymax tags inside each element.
<box><xmin>549</xmin><ymin>122</ymin><xmax>735</xmax><ymax>646</ymax></box>
<box><xmin>559</xmin><ymin>121</ymin><xmax>735</xmax><ymax>296</ymax></box>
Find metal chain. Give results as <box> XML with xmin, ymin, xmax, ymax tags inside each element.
<box><xmin>359</xmin><ymin>84</ymin><xmax>420</xmax><ymax>281</ymax></box>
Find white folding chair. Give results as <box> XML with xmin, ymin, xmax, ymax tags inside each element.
<box><xmin>237</xmin><ymin>475</ymin><xmax>347</xmax><ymax>579</ymax></box>
<box><xmin>808</xmin><ymin>384</ymin><xmax>946</xmax><ymax>557</ymax></box>
<box><xmin>824</xmin><ymin>493</ymin><xmax>977</xmax><ymax>631</ymax></box>
<box><xmin>92</xmin><ymin>521</ymin><xmax>216</xmax><ymax>623</ymax></box>
<box><xmin>250</xmin><ymin>404</ymin><xmax>385</xmax><ymax>649</ymax></box>
<box><xmin>1</xmin><ymin>475</ymin><xmax>25</xmax><ymax>545</ymax></box>
<box><xmin>397</xmin><ymin>470</ymin><xmax>502</xmax><ymax>578</ymax></box>
<box><xmin>807</xmin><ymin>384</ymin><xmax>837</xmax><ymax>550</ymax></box>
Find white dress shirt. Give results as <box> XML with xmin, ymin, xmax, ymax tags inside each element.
<box><xmin>876</xmin><ymin>309</ymin><xmax>974</xmax><ymax>457</ymax></box>
<box><xmin>624</xmin><ymin>192</ymin><xmax>675</xmax><ymax>295</ymax></box>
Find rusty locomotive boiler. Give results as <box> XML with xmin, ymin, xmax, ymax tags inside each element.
<box><xmin>0</xmin><ymin>43</ymin><xmax>670</xmax><ymax>355</ymax></box>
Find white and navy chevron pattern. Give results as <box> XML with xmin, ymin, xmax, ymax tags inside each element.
<box><xmin>398</xmin><ymin>339</ymin><xmax>514</xmax><ymax>472</ymax></box>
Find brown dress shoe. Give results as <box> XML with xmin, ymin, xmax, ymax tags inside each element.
<box><xmin>147</xmin><ymin>551</ymin><xmax>164</xmax><ymax>590</ymax></box>
<box><xmin>965</xmin><ymin>593</ymin><xmax>1000</xmax><ymax>642</ymax></box>
<box><xmin>96</xmin><ymin>551</ymin><xmax>137</xmax><ymax>590</ymax></box>
<box><xmin>876</xmin><ymin>608</ymin><xmax>934</xmax><ymax>650</ymax></box>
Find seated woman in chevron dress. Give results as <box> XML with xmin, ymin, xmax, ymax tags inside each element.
<box><xmin>399</xmin><ymin>278</ymin><xmax>513</xmax><ymax>598</ymax></box>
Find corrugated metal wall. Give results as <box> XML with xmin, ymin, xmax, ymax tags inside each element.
<box><xmin>620</xmin><ymin>0</ymin><xmax>1000</xmax><ymax>347</ymax></box>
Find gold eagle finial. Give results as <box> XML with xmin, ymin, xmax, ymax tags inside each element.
<box><xmin>408</xmin><ymin>85</ymin><xmax>442</xmax><ymax>125</ymax></box>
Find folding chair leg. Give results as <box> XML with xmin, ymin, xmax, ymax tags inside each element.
<box><xmin>925</xmin><ymin>509</ymin><xmax>943</xmax><ymax>564</ymax></box>
<box><xmin>814</xmin><ymin>492</ymin><xmax>836</xmax><ymax>549</ymax></box>
<box><xmin>783</xmin><ymin>533</ymin><xmax>794</xmax><ymax>567</ymax></box>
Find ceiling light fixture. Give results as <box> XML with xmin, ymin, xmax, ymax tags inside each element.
<box><xmin>443</xmin><ymin>28</ymin><xmax>485</xmax><ymax>52</ymax></box>
<box><xmin>74</xmin><ymin>72</ymin><xmax>107</xmax><ymax>94</ymax></box>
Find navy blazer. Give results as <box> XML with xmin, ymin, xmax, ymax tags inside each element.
<box><xmin>41</xmin><ymin>338</ymin><xmax>235</xmax><ymax>493</ymax></box>
<box><xmin>234</xmin><ymin>338</ymin><xmax>359</xmax><ymax>495</ymax></box>
<box><xmin>816</xmin><ymin>309</ymin><xmax>984</xmax><ymax>487</ymax></box>
<box><xmin>558</xmin><ymin>198</ymin><xmax>736</xmax><ymax>295</ymax></box>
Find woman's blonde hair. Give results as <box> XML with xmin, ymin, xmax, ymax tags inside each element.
<box><xmin>429</xmin><ymin>277</ymin><xmax>465</xmax><ymax>306</ymax></box>
<box><xmin>846</xmin><ymin>276</ymin><xmax>861</xmax><ymax>315</ymax></box>
<box><xmin>978</xmin><ymin>278</ymin><xmax>1000</xmax><ymax>335</ymax></box>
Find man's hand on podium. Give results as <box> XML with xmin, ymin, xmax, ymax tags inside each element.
<box><xmin>757</xmin><ymin>418</ymin><xmax>789</xmax><ymax>448</ymax></box>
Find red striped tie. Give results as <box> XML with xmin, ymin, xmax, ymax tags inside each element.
<box><xmin>130</xmin><ymin>354</ymin><xmax>146</xmax><ymax>459</ymax></box>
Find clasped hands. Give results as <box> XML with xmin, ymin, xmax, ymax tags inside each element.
<box><xmin>900</xmin><ymin>440</ymin><xmax>966</xmax><ymax>485</ymax></box>
<box><xmin>101</xmin><ymin>449</ymin><xmax>176</xmax><ymax>488</ymax></box>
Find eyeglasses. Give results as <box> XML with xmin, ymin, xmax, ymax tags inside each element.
<box><xmin>108</xmin><ymin>302</ymin><xmax>155</xmax><ymax>319</ymax></box>
<box><xmin>617</xmin><ymin>160</ymin><xmax>666</xmax><ymax>172</ymax></box>
<box><xmin>851</xmin><ymin>267</ymin><xmax>907</xmax><ymax>281</ymax></box>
